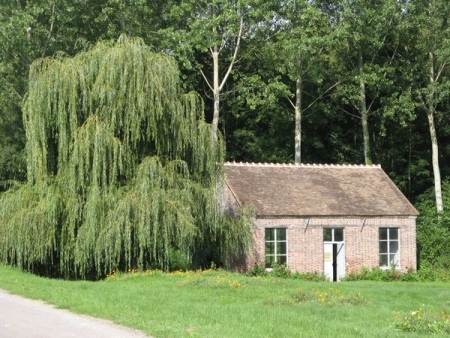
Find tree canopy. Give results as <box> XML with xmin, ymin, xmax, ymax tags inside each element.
<box><xmin>2</xmin><ymin>0</ymin><xmax>450</xmax><ymax>271</ymax></box>
<box><xmin>0</xmin><ymin>36</ymin><xmax>252</xmax><ymax>278</ymax></box>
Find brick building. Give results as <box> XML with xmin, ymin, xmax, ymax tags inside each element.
<box><xmin>223</xmin><ymin>162</ymin><xmax>419</xmax><ymax>281</ymax></box>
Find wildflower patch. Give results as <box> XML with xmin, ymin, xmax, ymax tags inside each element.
<box><xmin>292</xmin><ymin>287</ymin><xmax>369</xmax><ymax>306</ymax></box>
<box><xmin>394</xmin><ymin>306</ymin><xmax>450</xmax><ymax>334</ymax></box>
<box><xmin>176</xmin><ymin>270</ymin><xmax>245</xmax><ymax>289</ymax></box>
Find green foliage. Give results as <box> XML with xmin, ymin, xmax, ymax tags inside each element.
<box><xmin>245</xmin><ymin>264</ymin><xmax>268</xmax><ymax>277</ymax></box>
<box><xmin>269</xmin><ymin>262</ymin><xmax>292</xmax><ymax>278</ymax></box>
<box><xmin>342</xmin><ymin>265</ymin><xmax>450</xmax><ymax>282</ymax></box>
<box><xmin>343</xmin><ymin>266</ymin><xmax>419</xmax><ymax>282</ymax></box>
<box><xmin>0</xmin><ymin>36</ymin><xmax>252</xmax><ymax>279</ymax></box>
<box><xmin>219</xmin><ymin>206</ymin><xmax>254</xmax><ymax>269</ymax></box>
<box><xmin>245</xmin><ymin>263</ymin><xmax>327</xmax><ymax>281</ymax></box>
<box><xmin>394</xmin><ymin>306</ymin><xmax>450</xmax><ymax>334</ymax></box>
<box><xmin>415</xmin><ymin>179</ymin><xmax>450</xmax><ymax>268</ymax></box>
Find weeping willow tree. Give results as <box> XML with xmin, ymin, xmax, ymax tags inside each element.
<box><xmin>0</xmin><ymin>36</ymin><xmax>252</xmax><ymax>278</ymax></box>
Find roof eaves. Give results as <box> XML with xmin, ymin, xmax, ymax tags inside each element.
<box><xmin>224</xmin><ymin>177</ymin><xmax>242</xmax><ymax>208</ymax></box>
<box><xmin>377</xmin><ymin>169</ymin><xmax>420</xmax><ymax>216</ymax></box>
<box><xmin>256</xmin><ymin>213</ymin><xmax>419</xmax><ymax>218</ymax></box>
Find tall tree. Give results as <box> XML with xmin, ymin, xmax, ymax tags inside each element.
<box><xmin>163</xmin><ymin>0</ymin><xmax>248</xmax><ymax>138</ymax></box>
<box><xmin>330</xmin><ymin>0</ymin><xmax>401</xmax><ymax>165</ymax></box>
<box><xmin>400</xmin><ymin>0</ymin><xmax>450</xmax><ymax>212</ymax></box>
<box><xmin>0</xmin><ymin>36</ymin><xmax>252</xmax><ymax>278</ymax></box>
<box><xmin>266</xmin><ymin>1</ymin><xmax>336</xmax><ymax>163</ymax></box>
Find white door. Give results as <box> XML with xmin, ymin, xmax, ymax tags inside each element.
<box><xmin>323</xmin><ymin>228</ymin><xmax>345</xmax><ymax>281</ymax></box>
<box><xmin>335</xmin><ymin>243</ymin><xmax>346</xmax><ymax>281</ymax></box>
<box><xmin>324</xmin><ymin>243</ymin><xmax>334</xmax><ymax>281</ymax></box>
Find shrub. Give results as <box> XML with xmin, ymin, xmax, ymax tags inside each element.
<box><xmin>343</xmin><ymin>265</ymin><xmax>450</xmax><ymax>282</ymax></box>
<box><xmin>290</xmin><ymin>271</ymin><xmax>327</xmax><ymax>282</ymax></box>
<box><xmin>342</xmin><ymin>266</ymin><xmax>419</xmax><ymax>282</ymax></box>
<box><xmin>245</xmin><ymin>264</ymin><xmax>268</xmax><ymax>277</ymax></box>
<box><xmin>415</xmin><ymin>180</ymin><xmax>450</xmax><ymax>268</ymax></box>
<box><xmin>270</xmin><ymin>263</ymin><xmax>292</xmax><ymax>278</ymax></box>
<box><xmin>245</xmin><ymin>263</ymin><xmax>326</xmax><ymax>281</ymax></box>
<box><xmin>416</xmin><ymin>266</ymin><xmax>450</xmax><ymax>282</ymax></box>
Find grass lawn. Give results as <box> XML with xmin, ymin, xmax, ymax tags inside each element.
<box><xmin>0</xmin><ymin>265</ymin><xmax>449</xmax><ymax>337</ymax></box>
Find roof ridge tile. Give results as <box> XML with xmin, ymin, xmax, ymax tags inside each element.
<box><xmin>224</xmin><ymin>161</ymin><xmax>381</xmax><ymax>168</ymax></box>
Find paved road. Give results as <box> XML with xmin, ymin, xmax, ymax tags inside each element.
<box><xmin>0</xmin><ymin>289</ymin><xmax>151</xmax><ymax>338</ymax></box>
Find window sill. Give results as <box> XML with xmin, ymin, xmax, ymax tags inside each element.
<box><xmin>379</xmin><ymin>265</ymin><xmax>401</xmax><ymax>270</ymax></box>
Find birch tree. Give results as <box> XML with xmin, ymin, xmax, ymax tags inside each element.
<box><xmin>331</xmin><ymin>0</ymin><xmax>401</xmax><ymax>165</ymax></box>
<box><xmin>266</xmin><ymin>1</ymin><xmax>336</xmax><ymax>163</ymax></box>
<box><xmin>401</xmin><ymin>0</ymin><xmax>450</xmax><ymax>212</ymax></box>
<box><xmin>164</xmin><ymin>0</ymin><xmax>246</xmax><ymax>138</ymax></box>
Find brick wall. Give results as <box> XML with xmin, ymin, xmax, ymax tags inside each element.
<box><xmin>246</xmin><ymin>216</ymin><xmax>417</xmax><ymax>274</ymax></box>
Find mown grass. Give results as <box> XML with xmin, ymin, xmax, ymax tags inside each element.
<box><xmin>0</xmin><ymin>265</ymin><xmax>449</xmax><ymax>337</ymax></box>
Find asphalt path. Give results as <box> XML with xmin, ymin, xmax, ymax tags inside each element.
<box><xmin>0</xmin><ymin>289</ymin><xmax>151</xmax><ymax>338</ymax></box>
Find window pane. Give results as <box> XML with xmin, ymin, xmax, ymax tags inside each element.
<box><xmin>379</xmin><ymin>254</ymin><xmax>388</xmax><ymax>267</ymax></box>
<box><xmin>389</xmin><ymin>228</ymin><xmax>399</xmax><ymax>240</ymax></box>
<box><xmin>390</xmin><ymin>241</ymin><xmax>399</xmax><ymax>253</ymax></box>
<box><xmin>277</xmin><ymin>228</ymin><xmax>286</xmax><ymax>240</ymax></box>
<box><xmin>277</xmin><ymin>242</ymin><xmax>287</xmax><ymax>255</ymax></box>
<box><xmin>389</xmin><ymin>254</ymin><xmax>398</xmax><ymax>266</ymax></box>
<box><xmin>379</xmin><ymin>241</ymin><xmax>388</xmax><ymax>254</ymax></box>
<box><xmin>265</xmin><ymin>228</ymin><xmax>274</xmax><ymax>241</ymax></box>
<box><xmin>324</xmin><ymin>229</ymin><xmax>332</xmax><ymax>241</ymax></box>
<box><xmin>278</xmin><ymin>255</ymin><xmax>287</xmax><ymax>265</ymax></box>
<box><xmin>379</xmin><ymin>228</ymin><xmax>388</xmax><ymax>240</ymax></box>
<box><xmin>334</xmin><ymin>229</ymin><xmax>344</xmax><ymax>242</ymax></box>
<box><xmin>265</xmin><ymin>255</ymin><xmax>274</xmax><ymax>269</ymax></box>
<box><xmin>394</xmin><ymin>250</ymin><xmax>400</xmax><ymax>265</ymax></box>
<box><xmin>265</xmin><ymin>242</ymin><xmax>274</xmax><ymax>255</ymax></box>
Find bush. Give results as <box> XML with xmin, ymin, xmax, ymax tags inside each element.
<box><xmin>415</xmin><ymin>180</ymin><xmax>450</xmax><ymax>268</ymax></box>
<box><xmin>270</xmin><ymin>263</ymin><xmax>292</xmax><ymax>278</ymax></box>
<box><xmin>343</xmin><ymin>266</ymin><xmax>450</xmax><ymax>282</ymax></box>
<box><xmin>245</xmin><ymin>263</ymin><xmax>326</xmax><ymax>281</ymax></box>
<box><xmin>416</xmin><ymin>266</ymin><xmax>450</xmax><ymax>282</ymax></box>
<box><xmin>343</xmin><ymin>266</ymin><xmax>419</xmax><ymax>282</ymax></box>
<box><xmin>245</xmin><ymin>264</ymin><xmax>268</xmax><ymax>277</ymax></box>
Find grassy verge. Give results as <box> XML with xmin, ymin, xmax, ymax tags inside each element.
<box><xmin>0</xmin><ymin>265</ymin><xmax>449</xmax><ymax>337</ymax></box>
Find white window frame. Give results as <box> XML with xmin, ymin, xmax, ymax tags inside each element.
<box><xmin>323</xmin><ymin>228</ymin><xmax>345</xmax><ymax>243</ymax></box>
<box><xmin>264</xmin><ymin>228</ymin><xmax>287</xmax><ymax>270</ymax></box>
<box><xmin>379</xmin><ymin>227</ymin><xmax>400</xmax><ymax>269</ymax></box>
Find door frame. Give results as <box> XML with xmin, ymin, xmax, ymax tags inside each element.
<box><xmin>323</xmin><ymin>228</ymin><xmax>345</xmax><ymax>282</ymax></box>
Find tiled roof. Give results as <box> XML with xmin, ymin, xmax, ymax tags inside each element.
<box><xmin>224</xmin><ymin>162</ymin><xmax>419</xmax><ymax>217</ymax></box>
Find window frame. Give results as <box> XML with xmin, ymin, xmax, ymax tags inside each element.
<box><xmin>379</xmin><ymin>227</ymin><xmax>400</xmax><ymax>269</ymax></box>
<box><xmin>323</xmin><ymin>228</ymin><xmax>345</xmax><ymax>243</ymax></box>
<box><xmin>264</xmin><ymin>228</ymin><xmax>287</xmax><ymax>270</ymax></box>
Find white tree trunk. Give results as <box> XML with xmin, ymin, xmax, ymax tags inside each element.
<box><xmin>427</xmin><ymin>109</ymin><xmax>443</xmax><ymax>212</ymax></box>
<box><xmin>427</xmin><ymin>51</ymin><xmax>444</xmax><ymax>212</ymax></box>
<box><xmin>294</xmin><ymin>71</ymin><xmax>302</xmax><ymax>164</ymax></box>
<box><xmin>205</xmin><ymin>18</ymin><xmax>243</xmax><ymax>139</ymax></box>
<box><xmin>212</xmin><ymin>48</ymin><xmax>220</xmax><ymax>139</ymax></box>
<box><xmin>359</xmin><ymin>51</ymin><xmax>372</xmax><ymax>165</ymax></box>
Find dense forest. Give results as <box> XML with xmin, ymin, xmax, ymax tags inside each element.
<box><xmin>1</xmin><ymin>0</ymin><xmax>450</xmax><ymax>273</ymax></box>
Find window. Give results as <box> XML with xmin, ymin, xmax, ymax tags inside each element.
<box><xmin>323</xmin><ymin>228</ymin><xmax>344</xmax><ymax>242</ymax></box>
<box><xmin>265</xmin><ymin>228</ymin><xmax>287</xmax><ymax>269</ymax></box>
<box><xmin>379</xmin><ymin>228</ymin><xmax>399</xmax><ymax>268</ymax></box>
